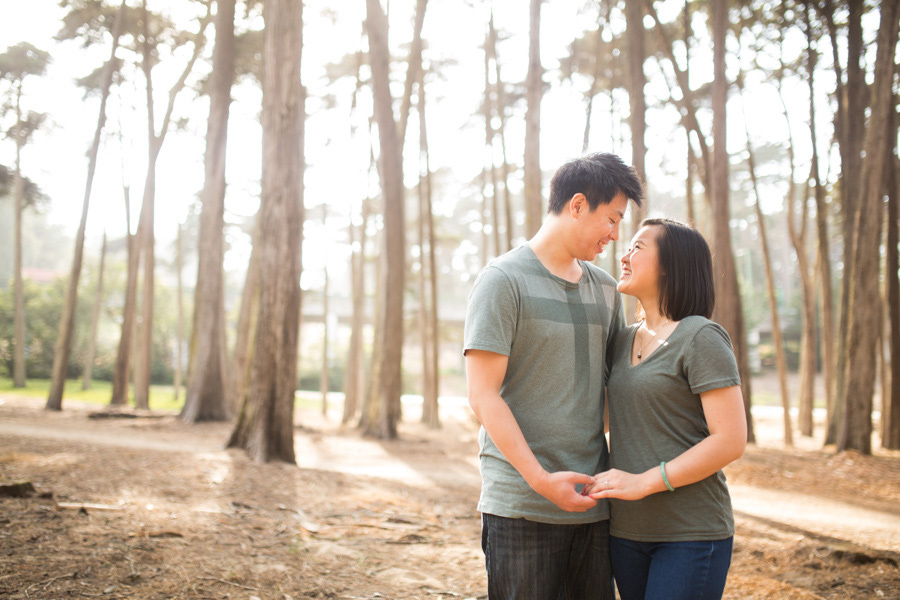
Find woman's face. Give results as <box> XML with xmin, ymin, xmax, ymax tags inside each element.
<box><xmin>618</xmin><ymin>225</ymin><xmax>662</xmax><ymax>299</ymax></box>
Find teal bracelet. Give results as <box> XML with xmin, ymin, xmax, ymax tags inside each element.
<box><xmin>660</xmin><ymin>461</ymin><xmax>675</xmax><ymax>492</ymax></box>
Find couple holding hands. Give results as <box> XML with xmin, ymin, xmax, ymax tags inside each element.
<box><xmin>464</xmin><ymin>153</ymin><xmax>747</xmax><ymax>600</ymax></box>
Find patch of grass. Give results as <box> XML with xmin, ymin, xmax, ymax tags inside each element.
<box><xmin>0</xmin><ymin>377</ymin><xmax>184</xmax><ymax>412</ymax></box>
<box><xmin>1</xmin><ymin>378</ymin><xmax>333</xmax><ymax>413</ymax></box>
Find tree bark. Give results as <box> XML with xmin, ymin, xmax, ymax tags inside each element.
<box><xmin>710</xmin><ymin>0</ymin><xmax>754</xmax><ymax>444</ymax></box>
<box><xmin>829</xmin><ymin>0</ymin><xmax>866</xmax><ymax>445</ymax></box>
<box><xmin>110</xmin><ymin>180</ymin><xmax>146</xmax><ymax>407</ymax></box>
<box><xmin>482</xmin><ymin>36</ymin><xmax>496</xmax><ymax>262</ymax></box>
<box><xmin>341</xmin><ymin>54</ymin><xmax>369</xmax><ymax>427</ymax></box>
<box><xmin>362</xmin><ymin>0</ymin><xmax>428</xmax><ymax>439</ymax></box>
<box><xmin>364</xmin><ymin>0</ymin><xmax>408</xmax><ymax>439</ymax></box>
<box><xmin>418</xmin><ymin>73</ymin><xmax>439</xmax><ymax>429</ymax></box>
<box><xmin>82</xmin><ymin>232</ymin><xmax>107</xmax><ymax>390</ymax></box>
<box><xmin>320</xmin><ymin>204</ymin><xmax>330</xmax><ymax>418</ymax></box>
<box><xmin>45</xmin><ymin>0</ymin><xmax>126</xmax><ymax>407</ymax></box>
<box><xmin>183</xmin><ymin>0</ymin><xmax>236</xmax><ymax>423</ymax></box>
<box><xmin>739</xmin><ymin>84</ymin><xmax>792</xmax><ymax>447</ymax></box>
<box><xmin>488</xmin><ymin>14</ymin><xmax>513</xmax><ymax>251</ymax></box>
<box><xmin>626</xmin><ymin>0</ymin><xmax>646</xmax><ymax>225</ymax></box>
<box><xmin>806</xmin><ymin>2</ymin><xmax>836</xmax><ymax>441</ymax></box>
<box><xmin>133</xmin><ymin>1</ymin><xmax>211</xmax><ymax>411</ymax></box>
<box><xmin>837</xmin><ymin>0</ymin><xmax>900</xmax><ymax>454</ymax></box>
<box><xmin>683</xmin><ymin>0</ymin><xmax>694</xmax><ymax>227</ymax></box>
<box><xmin>885</xmin><ymin>151</ymin><xmax>900</xmax><ymax>449</ymax></box>
<box><xmin>523</xmin><ymin>0</ymin><xmax>542</xmax><ymax>238</ymax></box>
<box><xmin>625</xmin><ymin>0</ymin><xmax>646</xmax><ymax>324</ymax></box>
<box><xmin>174</xmin><ymin>224</ymin><xmax>184</xmax><ymax>401</ymax></box>
<box><xmin>12</xmin><ymin>95</ymin><xmax>25</xmax><ymax>388</ymax></box>
<box><xmin>227</xmin><ymin>0</ymin><xmax>304</xmax><ymax>463</ymax></box>
<box><xmin>230</xmin><ymin>228</ymin><xmax>261</xmax><ymax>415</ymax></box>
<box><xmin>342</xmin><ymin>196</ymin><xmax>368</xmax><ymax>425</ymax></box>
<box><xmin>778</xmin><ymin>52</ymin><xmax>817</xmax><ymax>438</ymax></box>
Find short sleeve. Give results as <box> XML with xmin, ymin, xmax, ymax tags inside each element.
<box><xmin>463</xmin><ymin>266</ymin><xmax>518</xmax><ymax>357</ymax></box>
<box><xmin>605</xmin><ymin>292</ymin><xmax>625</xmax><ymax>375</ymax></box>
<box><xmin>683</xmin><ymin>322</ymin><xmax>741</xmax><ymax>394</ymax></box>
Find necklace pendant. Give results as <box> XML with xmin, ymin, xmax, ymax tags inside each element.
<box><xmin>637</xmin><ymin>352</ymin><xmax>642</xmax><ymax>359</ymax></box>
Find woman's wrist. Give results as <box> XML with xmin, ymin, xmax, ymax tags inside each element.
<box><xmin>640</xmin><ymin>465</ymin><xmax>670</xmax><ymax>496</ymax></box>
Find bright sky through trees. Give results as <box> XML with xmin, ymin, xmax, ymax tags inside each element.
<box><xmin>0</xmin><ymin>0</ymin><xmax>870</xmax><ymax>288</ymax></box>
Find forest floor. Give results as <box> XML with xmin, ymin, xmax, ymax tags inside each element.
<box><xmin>1</xmin><ymin>390</ymin><xmax>899</xmax><ymax>600</ymax></box>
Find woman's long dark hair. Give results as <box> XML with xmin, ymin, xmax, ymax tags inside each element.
<box><xmin>641</xmin><ymin>218</ymin><xmax>715</xmax><ymax>320</ymax></box>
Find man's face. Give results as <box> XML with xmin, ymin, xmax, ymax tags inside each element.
<box><xmin>570</xmin><ymin>192</ymin><xmax>628</xmax><ymax>261</ymax></box>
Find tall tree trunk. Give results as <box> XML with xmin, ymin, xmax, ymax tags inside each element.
<box><xmin>342</xmin><ymin>54</ymin><xmax>369</xmax><ymax>427</ymax></box>
<box><xmin>133</xmin><ymin>157</ymin><xmax>157</xmax><ymax>411</ymax></box>
<box><xmin>111</xmin><ymin>180</ymin><xmax>146</xmax><ymax>406</ymax></box>
<box><xmin>133</xmin><ymin>0</ymin><xmax>211</xmax><ymax>411</ymax></box>
<box><xmin>794</xmin><ymin>207</ymin><xmax>817</xmax><ymax>438</ymax></box>
<box><xmin>365</xmin><ymin>0</ymin><xmax>407</xmax><ymax>439</ymax></box>
<box><xmin>12</xmin><ymin>102</ymin><xmax>25</xmax><ymax>389</ymax></box>
<box><xmin>173</xmin><ymin>224</ymin><xmax>184</xmax><ymax>401</ymax></box>
<box><xmin>418</xmin><ymin>74</ymin><xmax>439</xmax><ymax>429</ymax></box>
<box><xmin>581</xmin><ymin>15</ymin><xmax>605</xmax><ymax>154</ymax></box>
<box><xmin>806</xmin><ymin>3</ymin><xmax>836</xmax><ymax>440</ymax></box>
<box><xmin>183</xmin><ymin>0</ymin><xmax>236</xmax><ymax>423</ymax></box>
<box><xmin>775</xmin><ymin>44</ymin><xmax>817</xmax><ymax>438</ymax></box>
<box><xmin>362</xmin><ymin>0</ymin><xmax>428</xmax><ymax>439</ymax></box>
<box><xmin>523</xmin><ymin>0</ymin><xmax>542</xmax><ymax>238</ymax></box>
<box><xmin>230</xmin><ymin>230</ymin><xmax>261</xmax><ymax>414</ymax></box>
<box><xmin>777</xmin><ymin>53</ymin><xmax>817</xmax><ymax>438</ymax></box>
<box><xmin>227</xmin><ymin>0</ymin><xmax>304</xmax><ymax>463</ymax></box>
<box><xmin>838</xmin><ymin>0</ymin><xmax>900</xmax><ymax>454</ymax></box>
<box><xmin>481</xmin><ymin>31</ymin><xmax>496</xmax><ymax>261</ymax></box>
<box><xmin>488</xmin><ymin>14</ymin><xmax>513</xmax><ymax>251</ymax></box>
<box><xmin>683</xmin><ymin>1</ymin><xmax>695</xmax><ymax>226</ymax></box>
<box><xmin>739</xmin><ymin>84</ymin><xmax>792</xmax><ymax>447</ymax></box>
<box><xmin>626</xmin><ymin>0</ymin><xmax>646</xmax><ymax>224</ymax></box>
<box><xmin>359</xmin><ymin>215</ymin><xmax>383</xmax><ymax>432</ymax></box>
<box><xmin>45</xmin><ymin>0</ymin><xmax>126</xmax><ymax>407</ymax></box>
<box><xmin>885</xmin><ymin>151</ymin><xmax>900</xmax><ymax>449</ymax></box>
<box><xmin>481</xmin><ymin>25</ymin><xmax>500</xmax><ymax>258</ymax></box>
<box><xmin>45</xmin><ymin>0</ymin><xmax>125</xmax><ymax>410</ymax></box>
<box><xmin>133</xmin><ymin>0</ymin><xmax>159</xmax><ymax>412</ymax></box>
<box><xmin>82</xmin><ymin>232</ymin><xmax>108</xmax><ymax>390</ymax></box>
<box><xmin>829</xmin><ymin>0</ymin><xmax>866</xmax><ymax>445</ymax></box>
<box><xmin>342</xmin><ymin>196</ymin><xmax>368</xmax><ymax>425</ymax></box>
<box><xmin>710</xmin><ymin>0</ymin><xmax>754</xmax><ymax>444</ymax></box>
<box><xmin>320</xmin><ymin>205</ymin><xmax>330</xmax><ymax>417</ymax></box>
<box><xmin>625</xmin><ymin>0</ymin><xmax>646</xmax><ymax>324</ymax></box>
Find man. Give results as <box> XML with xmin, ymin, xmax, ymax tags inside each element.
<box><xmin>464</xmin><ymin>152</ymin><xmax>644</xmax><ymax>599</ymax></box>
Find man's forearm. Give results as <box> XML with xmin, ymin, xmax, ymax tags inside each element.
<box><xmin>470</xmin><ymin>390</ymin><xmax>547</xmax><ymax>488</ymax></box>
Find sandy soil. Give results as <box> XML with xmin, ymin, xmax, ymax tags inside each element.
<box><xmin>1</xmin><ymin>394</ymin><xmax>899</xmax><ymax>600</ymax></box>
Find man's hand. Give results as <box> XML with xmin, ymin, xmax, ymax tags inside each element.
<box><xmin>530</xmin><ymin>470</ymin><xmax>598</xmax><ymax>512</ymax></box>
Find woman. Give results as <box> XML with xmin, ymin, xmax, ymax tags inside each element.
<box><xmin>587</xmin><ymin>218</ymin><xmax>747</xmax><ymax>600</ymax></box>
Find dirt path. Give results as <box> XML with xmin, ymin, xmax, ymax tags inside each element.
<box><xmin>1</xmin><ymin>395</ymin><xmax>899</xmax><ymax>599</ymax></box>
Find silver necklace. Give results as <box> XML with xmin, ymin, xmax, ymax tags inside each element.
<box><xmin>636</xmin><ymin>319</ymin><xmax>670</xmax><ymax>360</ymax></box>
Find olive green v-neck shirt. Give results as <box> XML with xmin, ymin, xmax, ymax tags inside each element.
<box><xmin>607</xmin><ymin>316</ymin><xmax>741</xmax><ymax>541</ymax></box>
<box><xmin>464</xmin><ymin>245</ymin><xmax>624</xmax><ymax>524</ymax></box>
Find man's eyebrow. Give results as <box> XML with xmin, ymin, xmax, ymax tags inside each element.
<box><xmin>615</xmin><ymin>209</ymin><xmax>625</xmax><ymax>219</ymax></box>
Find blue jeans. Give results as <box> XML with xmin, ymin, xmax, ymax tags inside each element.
<box><xmin>610</xmin><ymin>536</ymin><xmax>734</xmax><ymax>600</ymax></box>
<box><xmin>481</xmin><ymin>513</ymin><xmax>614</xmax><ymax>600</ymax></box>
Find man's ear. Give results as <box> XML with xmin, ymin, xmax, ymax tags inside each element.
<box><xmin>569</xmin><ymin>193</ymin><xmax>587</xmax><ymax>218</ymax></box>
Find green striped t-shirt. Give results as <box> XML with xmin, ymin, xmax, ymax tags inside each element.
<box><xmin>463</xmin><ymin>244</ymin><xmax>624</xmax><ymax>524</ymax></box>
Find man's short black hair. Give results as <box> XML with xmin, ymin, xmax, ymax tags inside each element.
<box><xmin>642</xmin><ymin>218</ymin><xmax>715</xmax><ymax>320</ymax></box>
<box><xmin>547</xmin><ymin>152</ymin><xmax>644</xmax><ymax>214</ymax></box>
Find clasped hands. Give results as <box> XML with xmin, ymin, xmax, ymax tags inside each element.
<box><xmin>532</xmin><ymin>468</ymin><xmax>650</xmax><ymax>512</ymax></box>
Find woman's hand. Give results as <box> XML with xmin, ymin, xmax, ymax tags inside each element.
<box><xmin>585</xmin><ymin>468</ymin><xmax>659</xmax><ymax>501</ymax></box>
